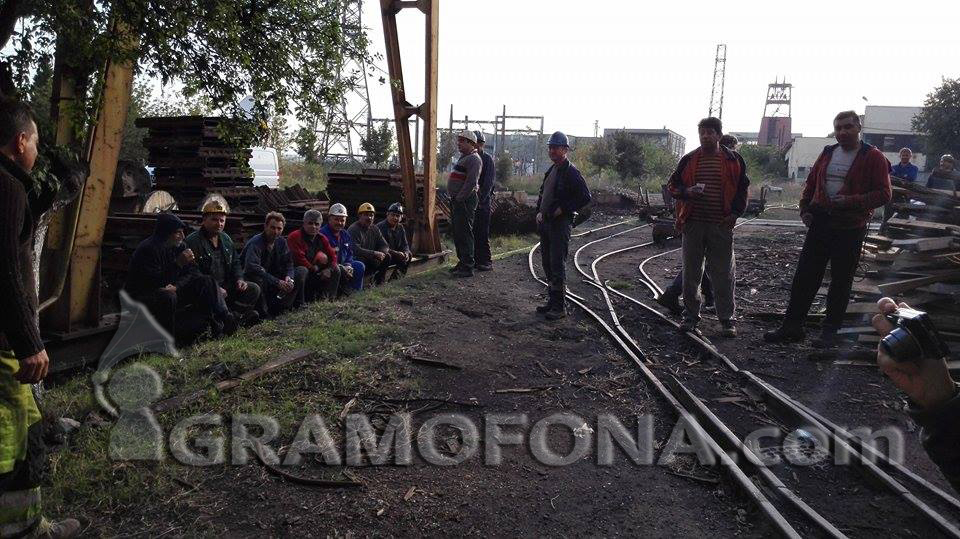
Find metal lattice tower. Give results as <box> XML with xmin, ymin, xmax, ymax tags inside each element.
<box><xmin>708</xmin><ymin>44</ymin><xmax>727</xmax><ymax>119</ymax></box>
<box><xmin>318</xmin><ymin>0</ymin><xmax>373</xmax><ymax>164</ymax></box>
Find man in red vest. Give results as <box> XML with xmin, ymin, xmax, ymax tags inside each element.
<box><xmin>668</xmin><ymin>117</ymin><xmax>750</xmax><ymax>338</ymax></box>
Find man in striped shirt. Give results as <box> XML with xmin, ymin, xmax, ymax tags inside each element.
<box><xmin>668</xmin><ymin>117</ymin><xmax>750</xmax><ymax>338</ymax></box>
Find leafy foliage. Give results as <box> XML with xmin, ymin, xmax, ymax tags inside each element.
<box><xmin>611</xmin><ymin>131</ymin><xmax>645</xmax><ymax>180</ymax></box>
<box><xmin>437</xmin><ymin>131</ymin><xmax>458</xmax><ymax>171</ymax></box>
<box><xmin>360</xmin><ymin>121</ymin><xmax>394</xmax><ymax>167</ymax></box>
<box><xmin>586</xmin><ymin>138</ymin><xmax>615</xmax><ymax>178</ymax></box>
<box><xmin>495</xmin><ymin>152</ymin><xmax>513</xmax><ymax>183</ymax></box>
<box><xmin>740</xmin><ymin>144</ymin><xmax>787</xmax><ymax>180</ymax></box>
<box><xmin>913</xmin><ymin>78</ymin><xmax>960</xmax><ymax>167</ymax></box>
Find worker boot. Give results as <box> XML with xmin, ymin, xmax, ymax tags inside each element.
<box><xmin>536</xmin><ymin>293</ymin><xmax>554</xmax><ymax>314</ymax></box>
<box><xmin>545</xmin><ymin>291</ymin><xmax>566</xmax><ymax>320</ymax></box>
<box><xmin>656</xmin><ymin>289</ymin><xmax>683</xmax><ymax>315</ymax></box>
<box><xmin>33</xmin><ymin>517</ymin><xmax>81</xmax><ymax>539</ymax></box>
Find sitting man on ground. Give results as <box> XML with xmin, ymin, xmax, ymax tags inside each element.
<box><xmin>348</xmin><ymin>202</ymin><xmax>393</xmax><ymax>285</ymax></box>
<box><xmin>241</xmin><ymin>211</ymin><xmax>304</xmax><ymax>317</ymax></box>
<box><xmin>125</xmin><ymin>213</ymin><xmax>226</xmax><ymax>342</ymax></box>
<box><xmin>185</xmin><ymin>200</ymin><xmax>261</xmax><ymax>327</ymax></box>
<box><xmin>377</xmin><ymin>202</ymin><xmax>413</xmax><ymax>279</ymax></box>
<box><xmin>287</xmin><ymin>209</ymin><xmax>341</xmax><ymax>302</ymax></box>
<box><xmin>321</xmin><ymin>203</ymin><xmax>365</xmax><ymax>294</ymax></box>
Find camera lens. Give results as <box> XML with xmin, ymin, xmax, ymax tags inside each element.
<box><xmin>880</xmin><ymin>327</ymin><xmax>923</xmax><ymax>362</ymax></box>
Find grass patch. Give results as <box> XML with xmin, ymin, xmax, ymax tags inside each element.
<box><xmin>40</xmin><ymin>272</ymin><xmax>430</xmax><ymax>533</ymax></box>
<box><xmin>607</xmin><ymin>279</ymin><xmax>636</xmax><ymax>291</ymax></box>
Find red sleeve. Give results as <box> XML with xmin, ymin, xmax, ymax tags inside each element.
<box><xmin>287</xmin><ymin>230</ymin><xmax>312</xmax><ymax>268</ymax></box>
<box><xmin>849</xmin><ymin>152</ymin><xmax>892</xmax><ymax>210</ymax></box>
<box><xmin>320</xmin><ymin>234</ymin><xmax>337</xmax><ymax>267</ymax></box>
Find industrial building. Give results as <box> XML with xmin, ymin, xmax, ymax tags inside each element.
<box><xmin>861</xmin><ymin>105</ymin><xmax>927</xmax><ymax>176</ymax></box>
<box><xmin>602</xmin><ymin>127</ymin><xmax>686</xmax><ymax>159</ymax></box>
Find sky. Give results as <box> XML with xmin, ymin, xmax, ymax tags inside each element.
<box><xmin>354</xmin><ymin>0</ymin><xmax>960</xmax><ymax>153</ymax></box>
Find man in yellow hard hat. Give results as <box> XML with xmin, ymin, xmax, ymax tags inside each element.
<box><xmin>185</xmin><ymin>200</ymin><xmax>261</xmax><ymax>330</ymax></box>
<box><xmin>347</xmin><ymin>202</ymin><xmax>391</xmax><ymax>284</ymax></box>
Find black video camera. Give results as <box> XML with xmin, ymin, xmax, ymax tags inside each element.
<box><xmin>879</xmin><ymin>308</ymin><xmax>950</xmax><ymax>363</ymax></box>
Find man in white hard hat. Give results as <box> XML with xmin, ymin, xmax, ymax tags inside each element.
<box><xmin>447</xmin><ymin>130</ymin><xmax>482</xmax><ymax>277</ymax></box>
<box><xmin>348</xmin><ymin>202</ymin><xmax>391</xmax><ymax>284</ymax></box>
<box><xmin>321</xmin><ymin>203</ymin><xmax>365</xmax><ymax>294</ymax></box>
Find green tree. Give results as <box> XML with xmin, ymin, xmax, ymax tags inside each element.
<box><xmin>913</xmin><ymin>78</ymin><xmax>960</xmax><ymax>168</ymax></box>
<box><xmin>740</xmin><ymin>144</ymin><xmax>787</xmax><ymax>180</ymax></box>
<box><xmin>495</xmin><ymin>151</ymin><xmax>513</xmax><ymax>183</ymax></box>
<box><xmin>360</xmin><ymin>121</ymin><xmax>395</xmax><ymax>167</ymax></box>
<box><xmin>2</xmin><ymin>1</ymin><xmax>372</xmax><ymax>152</ymax></box>
<box><xmin>437</xmin><ymin>130</ymin><xmax>458</xmax><ymax>171</ymax></box>
<box><xmin>587</xmin><ymin>138</ymin><xmax>615</xmax><ymax>179</ymax></box>
<box><xmin>611</xmin><ymin>131</ymin><xmax>645</xmax><ymax>180</ymax></box>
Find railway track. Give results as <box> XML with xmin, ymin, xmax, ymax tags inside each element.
<box><xmin>527</xmin><ymin>216</ymin><xmax>960</xmax><ymax>537</ymax></box>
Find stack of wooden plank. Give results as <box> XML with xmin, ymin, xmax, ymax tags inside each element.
<box><xmin>136</xmin><ymin>116</ymin><xmax>255</xmax><ymax>209</ymax></box>
<box><xmin>841</xmin><ymin>178</ymin><xmax>960</xmax><ymax>348</ymax></box>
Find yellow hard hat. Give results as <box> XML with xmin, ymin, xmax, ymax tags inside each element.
<box><xmin>202</xmin><ymin>200</ymin><xmax>228</xmax><ymax>214</ymax></box>
<box><xmin>358</xmin><ymin>202</ymin><xmax>376</xmax><ymax>214</ymax></box>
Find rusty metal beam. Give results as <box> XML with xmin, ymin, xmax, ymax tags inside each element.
<box><xmin>379</xmin><ymin>0</ymin><xmax>440</xmax><ymax>254</ymax></box>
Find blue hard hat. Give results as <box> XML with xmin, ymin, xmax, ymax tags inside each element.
<box><xmin>547</xmin><ymin>131</ymin><xmax>569</xmax><ymax>147</ymax></box>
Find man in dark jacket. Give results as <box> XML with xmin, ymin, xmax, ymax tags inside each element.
<box><xmin>184</xmin><ymin>200</ymin><xmax>260</xmax><ymax>325</ymax></box>
<box><xmin>241</xmin><ymin>212</ymin><xmax>304</xmax><ymax>317</ymax></box>
<box><xmin>348</xmin><ymin>202</ymin><xmax>391</xmax><ymax>284</ymax></box>
<box><xmin>473</xmin><ymin>130</ymin><xmax>496</xmax><ymax>271</ymax></box>
<box><xmin>0</xmin><ymin>99</ymin><xmax>80</xmax><ymax>539</ymax></box>
<box><xmin>668</xmin><ymin>117</ymin><xmax>749</xmax><ymax>338</ymax></box>
<box><xmin>125</xmin><ymin>213</ymin><xmax>224</xmax><ymax>340</ymax></box>
<box><xmin>872</xmin><ymin>298</ymin><xmax>960</xmax><ymax>493</ymax></box>
<box><xmin>447</xmin><ymin>131</ymin><xmax>483</xmax><ymax>277</ymax></box>
<box><xmin>377</xmin><ymin>202</ymin><xmax>412</xmax><ymax>279</ymax></box>
<box><xmin>535</xmin><ymin>131</ymin><xmax>592</xmax><ymax>320</ymax></box>
<box><xmin>765</xmin><ymin>111</ymin><xmax>891</xmax><ymax>347</ymax></box>
<box><xmin>287</xmin><ymin>209</ymin><xmax>340</xmax><ymax>301</ymax></box>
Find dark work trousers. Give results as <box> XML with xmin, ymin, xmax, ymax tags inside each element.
<box><xmin>451</xmin><ymin>192</ymin><xmax>479</xmax><ymax>268</ymax></box>
<box><xmin>249</xmin><ymin>269</ymin><xmax>306</xmax><ymax>317</ymax></box>
<box><xmin>665</xmin><ymin>269</ymin><xmax>714</xmax><ymax>305</ymax></box>
<box><xmin>473</xmin><ymin>204</ymin><xmax>492</xmax><ymax>267</ymax></box>
<box><xmin>782</xmin><ymin>219</ymin><xmax>867</xmax><ymax>333</ymax></box>
<box><xmin>302</xmin><ymin>264</ymin><xmax>341</xmax><ymax>302</ymax></box>
<box><xmin>134</xmin><ymin>274</ymin><xmax>219</xmax><ymax>343</ymax></box>
<box><xmin>539</xmin><ymin>215</ymin><xmax>573</xmax><ymax>293</ymax></box>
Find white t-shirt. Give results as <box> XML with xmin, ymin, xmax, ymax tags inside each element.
<box><xmin>825</xmin><ymin>147</ymin><xmax>858</xmax><ymax>198</ymax></box>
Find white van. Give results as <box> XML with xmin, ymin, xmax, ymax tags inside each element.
<box><xmin>250</xmin><ymin>147</ymin><xmax>280</xmax><ymax>189</ymax></box>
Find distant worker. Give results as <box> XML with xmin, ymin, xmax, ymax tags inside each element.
<box><xmin>348</xmin><ymin>203</ymin><xmax>392</xmax><ymax>284</ymax></box>
<box><xmin>0</xmin><ymin>98</ymin><xmax>80</xmax><ymax>539</ymax></box>
<box><xmin>657</xmin><ymin>134</ymin><xmax>738</xmax><ymax>314</ymax></box>
<box><xmin>926</xmin><ymin>154</ymin><xmax>958</xmax><ymax>191</ymax></box>
<box><xmin>287</xmin><ymin>209</ymin><xmax>340</xmax><ymax>302</ymax></box>
<box><xmin>535</xmin><ymin>131</ymin><xmax>592</xmax><ymax>320</ymax></box>
<box><xmin>447</xmin><ymin>130</ymin><xmax>482</xmax><ymax>277</ymax></box>
<box><xmin>667</xmin><ymin>117</ymin><xmax>750</xmax><ymax>338</ymax></box>
<box><xmin>241</xmin><ymin>212</ymin><xmax>304</xmax><ymax>317</ymax></box>
<box><xmin>377</xmin><ymin>202</ymin><xmax>413</xmax><ymax>279</ymax></box>
<box><xmin>765</xmin><ymin>110</ymin><xmax>891</xmax><ymax>347</ymax></box>
<box><xmin>890</xmin><ymin>147</ymin><xmax>919</xmax><ymax>182</ymax></box>
<box><xmin>473</xmin><ymin>130</ymin><xmax>496</xmax><ymax>271</ymax></box>
<box><xmin>321</xmin><ymin>203</ymin><xmax>365</xmax><ymax>294</ymax></box>
<box><xmin>185</xmin><ymin>200</ymin><xmax>261</xmax><ymax>327</ymax></box>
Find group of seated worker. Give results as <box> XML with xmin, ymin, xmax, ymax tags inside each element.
<box><xmin>123</xmin><ymin>200</ymin><xmax>412</xmax><ymax>345</ymax></box>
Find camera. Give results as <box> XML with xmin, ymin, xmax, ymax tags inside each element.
<box><xmin>879</xmin><ymin>308</ymin><xmax>950</xmax><ymax>363</ymax></box>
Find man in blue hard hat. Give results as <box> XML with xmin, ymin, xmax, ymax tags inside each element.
<box><xmin>536</xmin><ymin>131</ymin><xmax>592</xmax><ymax>320</ymax></box>
<box><xmin>473</xmin><ymin>130</ymin><xmax>496</xmax><ymax>271</ymax></box>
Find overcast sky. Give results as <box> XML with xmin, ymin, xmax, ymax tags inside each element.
<box><xmin>357</xmin><ymin>0</ymin><xmax>960</xmax><ymax>153</ymax></box>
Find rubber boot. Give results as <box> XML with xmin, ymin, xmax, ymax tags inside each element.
<box><xmin>545</xmin><ymin>291</ymin><xmax>566</xmax><ymax>320</ymax></box>
<box><xmin>536</xmin><ymin>291</ymin><xmax>555</xmax><ymax>314</ymax></box>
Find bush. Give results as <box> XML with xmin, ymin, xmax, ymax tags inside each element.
<box><xmin>280</xmin><ymin>158</ymin><xmax>327</xmax><ymax>193</ymax></box>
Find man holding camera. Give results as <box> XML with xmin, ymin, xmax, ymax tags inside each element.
<box><xmin>765</xmin><ymin>111</ymin><xmax>891</xmax><ymax>347</ymax></box>
<box><xmin>872</xmin><ymin>299</ymin><xmax>959</xmax><ymax>493</ymax></box>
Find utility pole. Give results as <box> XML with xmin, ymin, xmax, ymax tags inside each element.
<box><xmin>594</xmin><ymin>120</ymin><xmax>599</xmax><ymax>138</ymax></box>
<box><xmin>708</xmin><ymin>44</ymin><xmax>727</xmax><ymax>119</ymax></box>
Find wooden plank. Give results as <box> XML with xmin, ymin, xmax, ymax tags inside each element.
<box><xmin>886</xmin><ymin>217</ymin><xmax>960</xmax><ymax>235</ymax></box>
<box><xmin>878</xmin><ymin>271</ymin><xmax>960</xmax><ymax>296</ymax></box>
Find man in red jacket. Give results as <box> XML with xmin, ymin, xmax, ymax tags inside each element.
<box><xmin>287</xmin><ymin>209</ymin><xmax>341</xmax><ymax>302</ymax></box>
<box><xmin>765</xmin><ymin>110</ymin><xmax>891</xmax><ymax>347</ymax></box>
<box><xmin>668</xmin><ymin>117</ymin><xmax>749</xmax><ymax>338</ymax></box>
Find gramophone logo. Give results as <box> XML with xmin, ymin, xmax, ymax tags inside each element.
<box><xmin>92</xmin><ymin>290</ymin><xmax>179</xmax><ymax>461</ymax></box>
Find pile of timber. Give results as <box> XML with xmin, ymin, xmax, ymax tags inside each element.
<box><xmin>136</xmin><ymin>116</ymin><xmax>256</xmax><ymax>209</ymax></box>
<box><xmin>841</xmin><ymin>178</ymin><xmax>960</xmax><ymax>348</ymax></box>
<box><xmin>328</xmin><ymin>169</ymin><xmax>447</xmax><ymax>226</ymax></box>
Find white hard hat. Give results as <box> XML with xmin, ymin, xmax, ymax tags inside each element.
<box><xmin>458</xmin><ymin>130</ymin><xmax>477</xmax><ymax>144</ymax></box>
<box><xmin>330</xmin><ymin>203</ymin><xmax>348</xmax><ymax>217</ymax></box>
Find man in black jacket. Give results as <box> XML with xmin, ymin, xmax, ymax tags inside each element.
<box><xmin>473</xmin><ymin>130</ymin><xmax>496</xmax><ymax>271</ymax></box>
<box><xmin>872</xmin><ymin>298</ymin><xmax>959</xmax><ymax>493</ymax></box>
<box><xmin>0</xmin><ymin>99</ymin><xmax>80</xmax><ymax>539</ymax></box>
<box><xmin>535</xmin><ymin>131</ymin><xmax>591</xmax><ymax>320</ymax></box>
<box><xmin>125</xmin><ymin>213</ymin><xmax>223</xmax><ymax>341</ymax></box>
